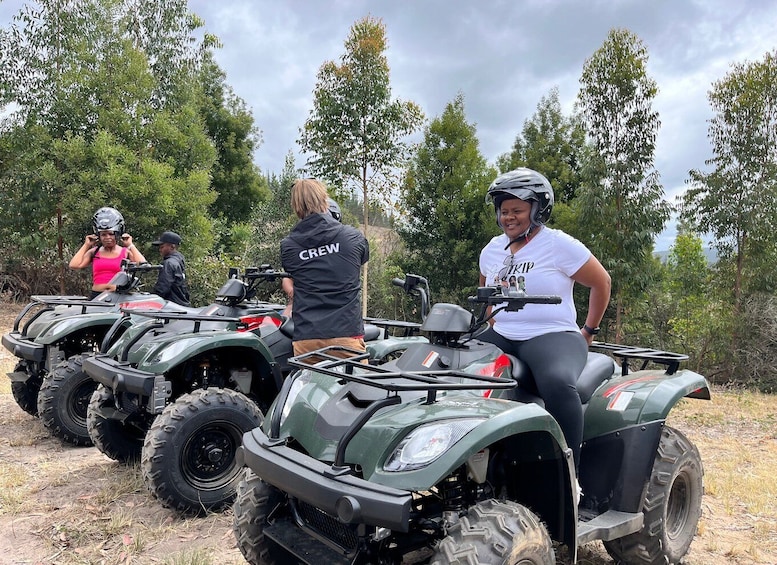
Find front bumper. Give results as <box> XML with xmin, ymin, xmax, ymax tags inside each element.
<box><xmin>2</xmin><ymin>332</ymin><xmax>45</xmax><ymax>362</ymax></box>
<box><xmin>239</xmin><ymin>426</ymin><xmax>412</xmax><ymax>532</ymax></box>
<box><xmin>82</xmin><ymin>354</ymin><xmax>160</xmax><ymax>397</ymax></box>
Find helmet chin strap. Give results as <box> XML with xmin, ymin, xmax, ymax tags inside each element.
<box><xmin>504</xmin><ymin>224</ymin><xmax>536</xmax><ymax>250</ymax></box>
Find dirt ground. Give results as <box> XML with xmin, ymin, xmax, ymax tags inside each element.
<box><xmin>0</xmin><ymin>301</ymin><xmax>776</xmax><ymax>565</ymax></box>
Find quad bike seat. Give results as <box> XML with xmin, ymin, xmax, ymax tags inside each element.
<box><xmin>215</xmin><ymin>278</ymin><xmax>247</xmax><ymax>304</ymax></box>
<box><xmin>278</xmin><ymin>317</ymin><xmax>382</xmax><ymax>342</ymax></box>
<box><xmin>364</xmin><ymin>324</ymin><xmax>381</xmax><ymax>341</ymax></box>
<box><xmin>502</xmin><ymin>352</ymin><xmax>615</xmax><ymax>406</ymax></box>
<box><xmin>112</xmin><ymin>272</ymin><xmax>136</xmax><ymax>294</ymax></box>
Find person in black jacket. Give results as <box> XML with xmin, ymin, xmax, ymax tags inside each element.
<box><xmin>281</xmin><ymin>179</ymin><xmax>369</xmax><ymax>359</ymax></box>
<box><xmin>151</xmin><ymin>231</ymin><xmax>191</xmax><ymax>307</ymax></box>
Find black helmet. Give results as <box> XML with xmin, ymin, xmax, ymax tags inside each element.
<box><xmin>328</xmin><ymin>198</ymin><xmax>342</xmax><ymax>222</ymax></box>
<box><xmin>486</xmin><ymin>168</ymin><xmax>554</xmax><ymax>226</ymax></box>
<box><xmin>92</xmin><ymin>207</ymin><xmax>125</xmax><ymax>236</ymax></box>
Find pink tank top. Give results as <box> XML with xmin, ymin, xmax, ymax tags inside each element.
<box><xmin>92</xmin><ymin>247</ymin><xmax>128</xmax><ymax>285</ymax></box>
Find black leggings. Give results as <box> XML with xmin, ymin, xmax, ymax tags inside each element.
<box><xmin>478</xmin><ymin>328</ymin><xmax>588</xmax><ymax>472</ymax></box>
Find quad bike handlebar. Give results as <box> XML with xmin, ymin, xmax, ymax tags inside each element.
<box><xmin>122</xmin><ymin>260</ymin><xmax>163</xmax><ymax>274</ymax></box>
<box><xmin>464</xmin><ymin>286</ymin><xmax>562</xmax><ymax>335</ymax></box>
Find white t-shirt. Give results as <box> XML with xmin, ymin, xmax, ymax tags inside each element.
<box><xmin>478</xmin><ymin>227</ymin><xmax>591</xmax><ymax>340</ymax></box>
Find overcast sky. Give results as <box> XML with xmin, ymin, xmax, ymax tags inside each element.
<box><xmin>2</xmin><ymin>0</ymin><xmax>776</xmax><ymax>250</ymax></box>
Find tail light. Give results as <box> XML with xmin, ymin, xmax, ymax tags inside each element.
<box><xmin>238</xmin><ymin>315</ymin><xmax>282</xmax><ymax>333</ymax></box>
<box><xmin>481</xmin><ymin>353</ymin><xmax>511</xmax><ymax>397</ymax></box>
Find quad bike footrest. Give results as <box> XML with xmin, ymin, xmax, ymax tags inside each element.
<box><xmin>6</xmin><ymin>371</ymin><xmax>30</xmax><ymax>383</ymax></box>
<box><xmin>576</xmin><ymin>509</ymin><xmax>643</xmax><ymax>546</ymax></box>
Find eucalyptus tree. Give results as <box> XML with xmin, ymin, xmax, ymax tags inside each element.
<box><xmin>398</xmin><ymin>94</ymin><xmax>496</xmax><ymax>303</ymax></box>
<box><xmin>680</xmin><ymin>49</ymin><xmax>777</xmax><ymax>307</ymax></box>
<box><xmin>497</xmin><ymin>87</ymin><xmax>587</xmax><ymax>205</ymax></box>
<box><xmin>298</xmin><ymin>16</ymin><xmax>424</xmax><ymax>314</ymax></box>
<box><xmin>496</xmin><ymin>87</ymin><xmax>589</xmax><ymax>246</ymax></box>
<box><xmin>577</xmin><ymin>28</ymin><xmax>670</xmax><ymax>342</ymax></box>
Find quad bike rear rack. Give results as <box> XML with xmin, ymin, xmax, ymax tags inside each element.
<box><xmin>590</xmin><ymin>342</ymin><xmax>689</xmax><ymax>375</ymax></box>
<box><xmin>362</xmin><ymin>317</ymin><xmax>422</xmax><ymax>337</ymax></box>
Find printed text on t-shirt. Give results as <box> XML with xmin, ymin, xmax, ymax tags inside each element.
<box><xmin>499</xmin><ymin>260</ymin><xmax>534</xmax><ymax>281</ymax></box>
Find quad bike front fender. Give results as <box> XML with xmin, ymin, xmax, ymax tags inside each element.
<box><xmin>351</xmin><ymin>400</ymin><xmax>569</xmax><ymax>492</ymax></box>
<box><xmin>133</xmin><ymin>330</ymin><xmax>276</xmax><ymax>375</ymax></box>
<box><xmin>34</xmin><ymin>312</ymin><xmax>120</xmax><ymax>346</ymax></box>
<box><xmin>583</xmin><ymin>368</ymin><xmax>711</xmax><ymax>439</ymax></box>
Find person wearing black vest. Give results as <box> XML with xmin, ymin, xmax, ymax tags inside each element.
<box><xmin>281</xmin><ymin>179</ymin><xmax>369</xmax><ymax>359</ymax></box>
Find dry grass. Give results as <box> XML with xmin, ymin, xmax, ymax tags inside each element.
<box><xmin>1</xmin><ymin>301</ymin><xmax>776</xmax><ymax>564</ymax></box>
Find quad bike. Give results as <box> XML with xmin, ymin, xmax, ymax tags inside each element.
<box><xmin>82</xmin><ymin>266</ymin><xmax>290</xmax><ymax>467</ymax></box>
<box><xmin>1</xmin><ymin>261</ymin><xmax>169</xmax><ymax>439</ymax></box>
<box><xmin>232</xmin><ymin>279</ymin><xmax>710</xmax><ymax>565</ymax></box>
<box><xmin>81</xmin><ymin>269</ymin><xmax>430</xmax><ymax>515</ymax></box>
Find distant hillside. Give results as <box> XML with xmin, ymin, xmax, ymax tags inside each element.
<box><xmin>654</xmin><ymin>246</ymin><xmax>718</xmax><ymax>264</ymax></box>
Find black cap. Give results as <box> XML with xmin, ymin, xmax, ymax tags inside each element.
<box><xmin>152</xmin><ymin>231</ymin><xmax>182</xmax><ymax>246</ymax></box>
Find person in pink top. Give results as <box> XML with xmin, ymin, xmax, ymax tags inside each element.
<box><xmin>69</xmin><ymin>207</ymin><xmax>147</xmax><ymax>298</ymax></box>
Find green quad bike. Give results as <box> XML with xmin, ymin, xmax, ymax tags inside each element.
<box><xmin>233</xmin><ymin>285</ymin><xmax>710</xmax><ymax>565</ymax></box>
<box><xmin>1</xmin><ymin>261</ymin><xmax>172</xmax><ymax>443</ymax></box>
<box><xmin>82</xmin><ymin>270</ymin><xmax>429</xmax><ymax>515</ymax></box>
<box><xmin>82</xmin><ymin>265</ymin><xmax>289</xmax><ymax>482</ymax></box>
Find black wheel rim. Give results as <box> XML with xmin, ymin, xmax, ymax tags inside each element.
<box><xmin>69</xmin><ymin>381</ymin><xmax>96</xmax><ymax>427</ymax></box>
<box><xmin>666</xmin><ymin>469</ymin><xmax>691</xmax><ymax>540</ymax></box>
<box><xmin>181</xmin><ymin>419</ymin><xmax>243</xmax><ymax>490</ymax></box>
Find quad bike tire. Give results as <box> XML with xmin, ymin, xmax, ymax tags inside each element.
<box><xmin>141</xmin><ymin>387</ymin><xmax>263</xmax><ymax>514</ymax></box>
<box><xmin>11</xmin><ymin>361</ymin><xmax>42</xmax><ymax>416</ymax></box>
<box><xmin>430</xmin><ymin>499</ymin><xmax>556</xmax><ymax>565</ymax></box>
<box><xmin>603</xmin><ymin>426</ymin><xmax>703</xmax><ymax>565</ymax></box>
<box><xmin>37</xmin><ymin>354</ymin><xmax>96</xmax><ymax>446</ymax></box>
<box><xmin>87</xmin><ymin>384</ymin><xmax>146</xmax><ymax>462</ymax></box>
<box><xmin>233</xmin><ymin>469</ymin><xmax>287</xmax><ymax>565</ymax></box>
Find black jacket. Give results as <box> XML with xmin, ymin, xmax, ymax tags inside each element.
<box><xmin>281</xmin><ymin>213</ymin><xmax>369</xmax><ymax>341</ymax></box>
<box><xmin>153</xmin><ymin>251</ymin><xmax>191</xmax><ymax>307</ymax></box>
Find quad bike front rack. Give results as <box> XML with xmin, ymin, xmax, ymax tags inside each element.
<box><xmin>269</xmin><ymin>345</ymin><xmax>518</xmax><ymax>468</ymax></box>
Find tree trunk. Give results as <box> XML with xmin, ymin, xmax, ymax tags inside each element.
<box><xmin>58</xmin><ymin>206</ymin><xmax>65</xmax><ymax>295</ymax></box>
<box><xmin>361</xmin><ymin>180</ymin><xmax>369</xmax><ymax>317</ymax></box>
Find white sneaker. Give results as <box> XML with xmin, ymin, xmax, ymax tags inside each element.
<box><xmin>575</xmin><ymin>479</ymin><xmax>582</xmax><ymax>505</ymax></box>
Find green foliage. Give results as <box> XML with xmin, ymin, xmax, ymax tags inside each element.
<box><xmin>662</xmin><ymin>232</ymin><xmax>724</xmax><ymax>373</ymax></box>
<box><xmin>365</xmin><ymin>243</ymin><xmax>410</xmax><ymax>320</ymax></box>
<box><xmin>497</xmin><ymin>87</ymin><xmax>588</xmax><ymax>204</ymax></box>
<box><xmin>397</xmin><ymin>94</ymin><xmax>496</xmax><ymax>303</ymax></box>
<box><xmin>0</xmin><ymin>0</ymin><xmax>227</xmax><ymax>296</ymax></box>
<box><xmin>243</xmin><ymin>152</ymin><xmax>299</xmax><ymax>270</ymax></box>
<box><xmin>680</xmin><ymin>49</ymin><xmax>777</xmax><ymax>305</ymax></box>
<box><xmin>577</xmin><ymin>28</ymin><xmax>670</xmax><ymax>340</ymax></box>
<box><xmin>734</xmin><ymin>294</ymin><xmax>777</xmax><ymax>392</ymax></box>
<box><xmin>185</xmin><ymin>254</ymin><xmax>234</xmax><ymax>308</ymax></box>
<box><xmin>340</xmin><ymin>194</ymin><xmax>395</xmax><ymax>228</ymax></box>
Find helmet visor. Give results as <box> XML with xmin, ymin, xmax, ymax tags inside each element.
<box><xmin>487</xmin><ymin>187</ymin><xmax>539</xmax><ymax>205</ymax></box>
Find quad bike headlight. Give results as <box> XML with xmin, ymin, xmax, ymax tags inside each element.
<box><xmin>384</xmin><ymin>418</ymin><xmax>484</xmax><ymax>472</ymax></box>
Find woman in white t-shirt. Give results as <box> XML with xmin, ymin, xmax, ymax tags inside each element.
<box><xmin>478</xmin><ymin>168</ymin><xmax>611</xmax><ymax>490</ymax></box>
